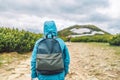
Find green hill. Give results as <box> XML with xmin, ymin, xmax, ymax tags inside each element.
<box><xmin>58</xmin><ymin>25</ymin><xmax>110</xmax><ymax>37</ymax></box>
<box><xmin>58</xmin><ymin>25</ymin><xmax>112</xmax><ymax>42</ymax></box>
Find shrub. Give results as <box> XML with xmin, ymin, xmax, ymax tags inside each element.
<box><xmin>0</xmin><ymin>27</ymin><xmax>42</xmax><ymax>53</ymax></box>
<box><xmin>70</xmin><ymin>35</ymin><xmax>111</xmax><ymax>42</ymax></box>
<box><xmin>109</xmin><ymin>34</ymin><xmax>120</xmax><ymax>46</ymax></box>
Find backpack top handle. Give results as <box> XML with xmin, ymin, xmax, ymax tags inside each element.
<box><xmin>45</xmin><ymin>32</ymin><xmax>57</xmax><ymax>39</ymax></box>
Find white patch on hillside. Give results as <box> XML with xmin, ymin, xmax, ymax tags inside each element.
<box><xmin>70</xmin><ymin>28</ymin><xmax>104</xmax><ymax>37</ymax></box>
<box><xmin>70</xmin><ymin>28</ymin><xmax>91</xmax><ymax>34</ymax></box>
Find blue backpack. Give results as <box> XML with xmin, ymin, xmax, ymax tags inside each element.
<box><xmin>36</xmin><ymin>37</ymin><xmax>64</xmax><ymax>75</ymax></box>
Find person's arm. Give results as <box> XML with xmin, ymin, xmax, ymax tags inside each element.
<box><xmin>63</xmin><ymin>44</ymin><xmax>70</xmax><ymax>76</ymax></box>
<box><xmin>31</xmin><ymin>42</ymin><xmax>38</xmax><ymax>78</ymax></box>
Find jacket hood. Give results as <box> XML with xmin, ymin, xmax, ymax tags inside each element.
<box><xmin>44</xmin><ymin>21</ymin><xmax>57</xmax><ymax>37</ymax></box>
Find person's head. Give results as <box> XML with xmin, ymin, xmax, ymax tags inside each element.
<box><xmin>44</xmin><ymin>21</ymin><xmax>57</xmax><ymax>38</ymax></box>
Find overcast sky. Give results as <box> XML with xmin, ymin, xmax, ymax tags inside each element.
<box><xmin>0</xmin><ymin>0</ymin><xmax>120</xmax><ymax>34</ymax></box>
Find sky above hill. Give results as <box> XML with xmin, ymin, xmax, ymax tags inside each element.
<box><xmin>0</xmin><ymin>0</ymin><xmax>120</xmax><ymax>34</ymax></box>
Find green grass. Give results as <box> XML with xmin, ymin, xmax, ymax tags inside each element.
<box><xmin>0</xmin><ymin>52</ymin><xmax>31</xmax><ymax>67</ymax></box>
<box><xmin>87</xmin><ymin>42</ymin><xmax>120</xmax><ymax>54</ymax></box>
<box><xmin>109</xmin><ymin>45</ymin><xmax>120</xmax><ymax>55</ymax></box>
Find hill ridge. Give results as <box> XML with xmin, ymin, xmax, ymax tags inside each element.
<box><xmin>58</xmin><ymin>24</ymin><xmax>110</xmax><ymax>37</ymax></box>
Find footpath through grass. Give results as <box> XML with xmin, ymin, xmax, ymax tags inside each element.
<box><xmin>0</xmin><ymin>42</ymin><xmax>120</xmax><ymax>80</ymax></box>
<box><xmin>0</xmin><ymin>42</ymin><xmax>120</xmax><ymax>67</ymax></box>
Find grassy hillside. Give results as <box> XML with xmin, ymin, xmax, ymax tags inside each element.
<box><xmin>58</xmin><ymin>25</ymin><xmax>110</xmax><ymax>37</ymax></box>
<box><xmin>58</xmin><ymin>25</ymin><xmax>112</xmax><ymax>42</ymax></box>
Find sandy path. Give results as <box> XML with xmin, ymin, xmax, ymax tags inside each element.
<box><xmin>66</xmin><ymin>43</ymin><xmax>120</xmax><ymax>80</ymax></box>
<box><xmin>0</xmin><ymin>42</ymin><xmax>120</xmax><ymax>80</ymax></box>
<box><xmin>0</xmin><ymin>58</ymin><xmax>31</xmax><ymax>80</ymax></box>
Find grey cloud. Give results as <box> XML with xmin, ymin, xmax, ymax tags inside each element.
<box><xmin>0</xmin><ymin>0</ymin><xmax>109</xmax><ymax>22</ymax></box>
<box><xmin>108</xmin><ymin>20</ymin><xmax>120</xmax><ymax>29</ymax></box>
<box><xmin>59</xmin><ymin>0</ymin><xmax>108</xmax><ymax>12</ymax></box>
<box><xmin>87</xmin><ymin>13</ymin><xmax>112</xmax><ymax>22</ymax></box>
<box><xmin>0</xmin><ymin>0</ymin><xmax>119</xmax><ymax>34</ymax></box>
<box><xmin>0</xmin><ymin>0</ymin><xmax>109</xmax><ymax>16</ymax></box>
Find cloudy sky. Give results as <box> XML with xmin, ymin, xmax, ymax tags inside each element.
<box><xmin>0</xmin><ymin>0</ymin><xmax>120</xmax><ymax>34</ymax></box>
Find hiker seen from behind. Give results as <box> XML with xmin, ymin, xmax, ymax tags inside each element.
<box><xmin>31</xmin><ymin>21</ymin><xmax>70</xmax><ymax>80</ymax></box>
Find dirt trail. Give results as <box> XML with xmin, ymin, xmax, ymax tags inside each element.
<box><xmin>66</xmin><ymin>43</ymin><xmax>120</xmax><ymax>80</ymax></box>
<box><xmin>0</xmin><ymin>58</ymin><xmax>31</xmax><ymax>80</ymax></box>
<box><xmin>0</xmin><ymin>43</ymin><xmax>120</xmax><ymax>80</ymax></box>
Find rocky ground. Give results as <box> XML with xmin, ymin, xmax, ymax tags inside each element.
<box><xmin>0</xmin><ymin>42</ymin><xmax>120</xmax><ymax>80</ymax></box>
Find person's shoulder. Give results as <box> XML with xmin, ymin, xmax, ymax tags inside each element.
<box><xmin>56</xmin><ymin>38</ymin><xmax>65</xmax><ymax>43</ymax></box>
<box><xmin>35</xmin><ymin>38</ymin><xmax>44</xmax><ymax>44</ymax></box>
